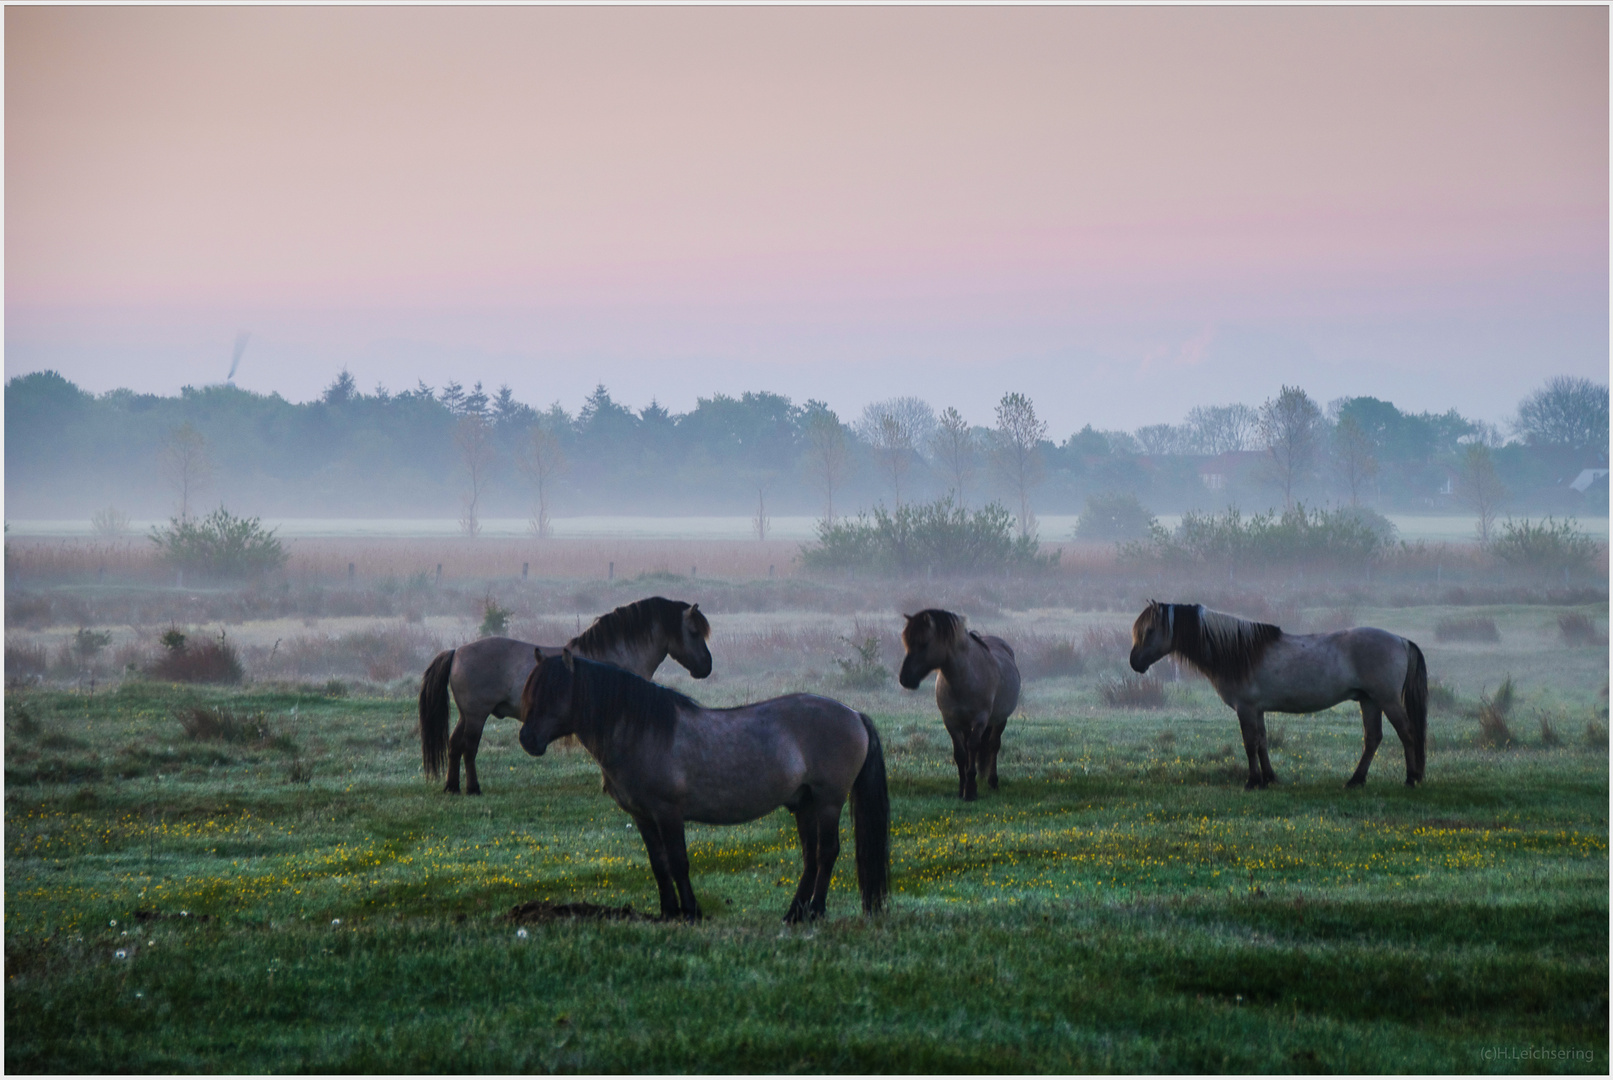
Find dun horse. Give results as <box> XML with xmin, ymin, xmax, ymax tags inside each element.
<box><xmin>1129</xmin><ymin>601</ymin><xmax>1427</xmax><ymax>789</ymax></box>
<box><xmin>898</xmin><ymin>609</ymin><xmax>1021</xmax><ymax>801</ymax></box>
<box><xmin>519</xmin><ymin>650</ymin><xmax>889</xmax><ymax>922</ymax></box>
<box><xmin>419</xmin><ymin>596</ymin><xmax>712</xmax><ymax>794</ymax></box>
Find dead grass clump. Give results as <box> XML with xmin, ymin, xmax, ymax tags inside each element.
<box><xmin>1435</xmin><ymin>615</ymin><xmax>1500</xmax><ymax>643</ymax></box>
<box><xmin>5</xmin><ymin>638</ymin><xmax>48</xmax><ymax>685</ymax></box>
<box><xmin>149</xmin><ymin>634</ymin><xmax>244</xmax><ymax>685</ymax></box>
<box><xmin>1476</xmin><ymin>676</ymin><xmax>1517</xmax><ymax>748</ymax></box>
<box><xmin>1537</xmin><ymin>714</ymin><xmax>1562</xmax><ymax>748</ymax></box>
<box><xmin>1426</xmin><ymin>679</ymin><xmax>1460</xmax><ymax>712</ymax></box>
<box><xmin>1557</xmin><ymin>613</ymin><xmax>1608</xmax><ymax>647</ymax></box>
<box><xmin>254</xmin><ymin>623</ymin><xmax>444</xmax><ymax>683</ymax></box>
<box><xmin>834</xmin><ymin>635</ymin><xmax>889</xmax><ymax>690</ymax></box>
<box><xmin>714</xmin><ymin>625</ymin><xmax>846</xmax><ymax>673</ymax></box>
<box><xmin>1583</xmin><ymin>720</ymin><xmax>1608</xmax><ymax>750</ymax></box>
<box><xmin>178</xmin><ymin>706</ymin><xmax>294</xmax><ymax>750</ymax></box>
<box><xmin>1099</xmin><ymin>673</ymin><xmax>1166</xmax><ymax>709</ymax></box>
<box><xmin>1019</xmin><ymin>635</ymin><xmax>1087</xmax><ymax>679</ymax></box>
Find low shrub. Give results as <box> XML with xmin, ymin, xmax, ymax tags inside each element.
<box><xmin>1119</xmin><ymin>504</ymin><xmax>1393</xmax><ymax>570</ymax></box>
<box><xmin>1488</xmin><ymin>517</ymin><xmax>1599</xmax><ymax>576</ymax></box>
<box><xmin>1099</xmin><ymin>673</ymin><xmax>1166</xmax><ymax>708</ymax></box>
<box><xmin>149</xmin><ymin>507</ymin><xmax>288</xmax><ymax>579</ymax></box>
<box><xmin>1426</xmin><ymin>679</ymin><xmax>1460</xmax><ymax>712</ymax></box>
<box><xmin>833</xmin><ymin>635</ymin><xmax>889</xmax><ymax>690</ymax></box>
<box><xmin>801</xmin><ymin>496</ymin><xmax>1057</xmax><ymax>577</ymax></box>
<box><xmin>1435</xmin><ymin>616</ymin><xmax>1500</xmax><ymax>643</ymax></box>
<box><xmin>1074</xmin><ymin>492</ymin><xmax>1158</xmax><ymax>542</ymax></box>
<box><xmin>1557</xmin><ymin>612</ymin><xmax>1608</xmax><ymax>647</ymax></box>
<box><xmin>479</xmin><ymin>598</ymin><xmax>513</xmax><ymax>638</ymax></box>
<box><xmin>149</xmin><ymin>632</ymin><xmax>244</xmax><ymax>685</ymax></box>
<box><xmin>177</xmin><ymin>705</ymin><xmax>294</xmax><ymax>751</ymax></box>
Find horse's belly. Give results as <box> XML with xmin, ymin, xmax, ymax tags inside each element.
<box><xmin>683</xmin><ymin>787</ymin><xmax>795</xmax><ymax>826</ymax></box>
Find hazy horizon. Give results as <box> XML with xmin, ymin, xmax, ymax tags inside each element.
<box><xmin>6</xmin><ymin>6</ymin><xmax>1608</xmax><ymax>434</ymax></box>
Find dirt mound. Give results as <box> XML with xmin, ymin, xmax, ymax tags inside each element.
<box><xmin>507</xmin><ymin>900</ymin><xmax>646</xmax><ymax>923</ymax></box>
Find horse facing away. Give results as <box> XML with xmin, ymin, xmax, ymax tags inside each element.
<box><xmin>420</xmin><ymin>596</ymin><xmax>712</xmax><ymax>794</ymax></box>
<box><xmin>899</xmin><ymin>609</ymin><xmax>1021</xmax><ymax>801</ymax></box>
<box><xmin>519</xmin><ymin>650</ymin><xmax>889</xmax><ymax>922</ymax></box>
<box><xmin>1129</xmin><ymin>601</ymin><xmax>1427</xmax><ymax>789</ymax></box>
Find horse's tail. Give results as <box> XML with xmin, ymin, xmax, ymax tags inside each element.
<box><xmin>851</xmin><ymin>712</ymin><xmax>890</xmax><ymax>915</ymax></box>
<box><xmin>419</xmin><ymin>649</ymin><xmax>455</xmax><ymax>779</ymax></box>
<box><xmin>1403</xmin><ymin>639</ymin><xmax>1428</xmax><ymax>781</ymax></box>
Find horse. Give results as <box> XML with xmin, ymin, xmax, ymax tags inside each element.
<box><xmin>419</xmin><ymin>596</ymin><xmax>712</xmax><ymax>794</ymax></box>
<box><xmin>1128</xmin><ymin>601</ymin><xmax>1427</xmax><ymax>789</ymax></box>
<box><xmin>898</xmin><ymin>609</ymin><xmax>1021</xmax><ymax>801</ymax></box>
<box><xmin>518</xmin><ymin>649</ymin><xmax>889</xmax><ymax>923</ymax></box>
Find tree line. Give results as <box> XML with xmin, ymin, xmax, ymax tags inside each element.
<box><xmin>5</xmin><ymin>368</ymin><xmax>1606</xmax><ymax>531</ymax></box>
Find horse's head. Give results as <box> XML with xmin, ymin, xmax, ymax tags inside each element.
<box><xmin>899</xmin><ymin>609</ymin><xmax>962</xmax><ymax>690</ymax></box>
<box><xmin>519</xmin><ymin>648</ymin><xmax>576</xmax><ymax>756</ymax></box>
<box><xmin>1130</xmin><ymin>600</ymin><xmax>1174</xmax><ymax>673</ymax></box>
<box><xmin>670</xmin><ymin>602</ymin><xmax>713</xmax><ymax>679</ymax></box>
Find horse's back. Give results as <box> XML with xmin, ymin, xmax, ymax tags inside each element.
<box><xmin>982</xmin><ymin>635</ymin><xmax>1021</xmax><ymax>720</ymax></box>
<box><xmin>1249</xmin><ymin>626</ymin><xmax>1413</xmax><ymax>712</ymax></box>
<box><xmin>451</xmin><ymin>636</ymin><xmax>544</xmax><ymax>712</ymax></box>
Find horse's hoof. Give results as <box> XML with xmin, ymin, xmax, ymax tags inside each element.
<box><xmin>1244</xmin><ymin>779</ymin><xmax>1259</xmax><ymax>791</ymax></box>
<box><xmin>962</xmin><ymin>791</ymin><xmax>978</xmax><ymax>802</ymax></box>
<box><xmin>467</xmin><ymin>788</ymin><xmax>482</xmax><ymax>797</ymax></box>
<box><xmin>1344</xmin><ymin>778</ymin><xmax>1366</xmax><ymax>789</ymax></box>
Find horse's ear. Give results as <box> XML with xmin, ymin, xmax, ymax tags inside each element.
<box><xmin>534</xmin><ymin>646</ymin><xmax>543</xmax><ymax>661</ymax></box>
<box><xmin>561</xmin><ymin>647</ymin><xmax>575</xmax><ymax>672</ymax></box>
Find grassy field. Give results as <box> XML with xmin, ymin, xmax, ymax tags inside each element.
<box><xmin>5</xmin><ymin>597</ymin><xmax>1607</xmax><ymax>1072</ymax></box>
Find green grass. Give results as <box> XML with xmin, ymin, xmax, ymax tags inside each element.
<box><xmin>6</xmin><ymin>628</ymin><xmax>1609</xmax><ymax>1072</ymax></box>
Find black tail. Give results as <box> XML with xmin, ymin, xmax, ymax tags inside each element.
<box><xmin>420</xmin><ymin>649</ymin><xmax>455</xmax><ymax>778</ymax></box>
<box><xmin>1404</xmin><ymin>639</ymin><xmax>1428</xmax><ymax>782</ymax></box>
<box><xmin>851</xmin><ymin>712</ymin><xmax>890</xmax><ymax>915</ymax></box>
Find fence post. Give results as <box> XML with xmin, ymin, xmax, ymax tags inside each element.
<box><xmin>522</xmin><ymin>562</ymin><xmax>529</xmax><ymax>580</ymax></box>
<box><xmin>436</xmin><ymin>563</ymin><xmax>443</xmax><ymax>586</ymax></box>
<box><xmin>608</xmin><ymin>561</ymin><xmax>614</xmax><ymax>581</ymax></box>
<box><xmin>769</xmin><ymin>564</ymin><xmax>775</xmax><ymax>579</ymax></box>
<box><xmin>348</xmin><ymin>562</ymin><xmax>355</xmax><ymax>582</ymax></box>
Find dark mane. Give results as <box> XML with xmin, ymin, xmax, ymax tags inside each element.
<box><xmin>568</xmin><ymin>596</ymin><xmax>693</xmax><ymax>654</ymax></box>
<box><xmin>1167</xmin><ymin>603</ymin><xmax>1282</xmax><ymax>683</ymax></box>
<box><xmin>905</xmin><ymin>608</ymin><xmax>965</xmax><ymax>647</ymax></box>
<box><xmin>538</xmin><ymin>654</ymin><xmax>695</xmax><ymax>754</ymax></box>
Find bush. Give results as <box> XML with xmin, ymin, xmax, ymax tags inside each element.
<box><xmin>1557</xmin><ymin>613</ymin><xmax>1608</xmax><ymax>647</ymax></box>
<box><xmin>1074</xmin><ymin>492</ymin><xmax>1158</xmax><ymax>542</ymax></box>
<box><xmin>149</xmin><ymin>631</ymin><xmax>244</xmax><ymax>685</ymax></box>
<box><xmin>1434</xmin><ymin>616</ymin><xmax>1500</xmax><ymax>643</ymax></box>
<box><xmin>1099</xmin><ymin>673</ymin><xmax>1166</xmax><ymax>708</ymax></box>
<box><xmin>73</xmin><ymin>628</ymin><xmax>112</xmax><ymax>662</ymax></box>
<box><xmin>178</xmin><ymin>706</ymin><xmax>296</xmax><ymax>751</ymax></box>
<box><xmin>801</xmin><ymin>496</ymin><xmax>1057</xmax><ymax>577</ymax></box>
<box><xmin>1488</xmin><ymin>517</ymin><xmax>1598</xmax><ymax>576</ymax></box>
<box><xmin>479</xmin><ymin>598</ymin><xmax>512</xmax><ymax>638</ymax></box>
<box><xmin>1120</xmin><ymin>504</ymin><xmax>1392</xmax><ymax>569</ymax></box>
<box><xmin>149</xmin><ymin>507</ymin><xmax>287</xmax><ymax>579</ymax></box>
<box><xmin>833</xmin><ymin>635</ymin><xmax>889</xmax><ymax>689</ymax></box>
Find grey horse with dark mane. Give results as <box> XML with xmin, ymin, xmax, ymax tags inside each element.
<box><xmin>1129</xmin><ymin>601</ymin><xmax>1427</xmax><ymax>789</ymax></box>
<box><xmin>419</xmin><ymin>596</ymin><xmax>712</xmax><ymax>794</ymax></box>
<box><xmin>520</xmin><ymin>650</ymin><xmax>889</xmax><ymax>922</ymax></box>
<box><xmin>898</xmin><ymin>609</ymin><xmax>1021</xmax><ymax>801</ymax></box>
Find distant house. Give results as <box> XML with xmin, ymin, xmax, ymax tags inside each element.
<box><xmin>1197</xmin><ymin>451</ymin><xmax>1264</xmax><ymax>492</ymax></box>
<box><xmin>1569</xmin><ymin>468</ymin><xmax>1609</xmax><ymax>494</ymax></box>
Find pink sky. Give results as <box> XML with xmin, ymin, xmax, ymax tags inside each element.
<box><xmin>6</xmin><ymin>6</ymin><xmax>1607</xmax><ymax>433</ymax></box>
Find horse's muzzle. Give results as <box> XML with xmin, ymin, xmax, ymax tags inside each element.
<box><xmin>897</xmin><ymin>661</ymin><xmax>923</xmax><ymax>691</ymax></box>
<box><xmin>518</xmin><ymin>725</ymin><xmax>546</xmax><ymax>757</ymax></box>
<box><xmin>1128</xmin><ymin>650</ymin><xmax>1151</xmax><ymax>674</ymax></box>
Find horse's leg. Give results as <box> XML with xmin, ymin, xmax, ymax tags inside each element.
<box><xmin>1347</xmin><ymin>701</ymin><xmax>1384</xmax><ymax>788</ymax></box>
<box><xmin>946</xmin><ymin>724</ymin><xmax>973</xmax><ymax>800</ymax></box>
<box><xmin>1235</xmin><ymin>706</ymin><xmax>1268</xmax><ymax>790</ymax></box>
<box><xmin>631</xmin><ymin>813</ymin><xmax>680</xmax><ymax>918</ymax></box>
<box><xmin>805</xmin><ymin>804</ymin><xmax>843</xmax><ymax>920</ymax></box>
<box><xmin>1380</xmin><ymin>699</ymin><xmax>1419</xmax><ymax>787</ymax></box>
<box><xmin>656</xmin><ymin>813</ymin><xmax>702</xmax><ymax>921</ymax></box>
<box><xmin>982</xmin><ymin>719</ymin><xmax>1006</xmax><ymax>791</ymax></box>
<box><xmin>445</xmin><ymin>715</ymin><xmax>468</xmax><ymax>794</ymax></box>
<box><xmin>784</xmin><ymin>800</ymin><xmax>821</xmax><ymax>924</ymax></box>
<box><xmin>460</xmin><ymin>714</ymin><xmax>489</xmax><ymax>796</ymax></box>
<box><xmin>1255</xmin><ymin>717</ymin><xmax>1277</xmax><ymax>787</ymax></box>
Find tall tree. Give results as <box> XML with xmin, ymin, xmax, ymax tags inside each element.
<box><xmin>454</xmin><ymin>414</ymin><xmax>497</xmax><ymax>538</ymax></box>
<box><xmin>1515</xmin><ymin>376</ymin><xmax>1609</xmax><ymax>462</ymax></box>
<box><xmin>992</xmin><ymin>391</ymin><xmax>1048</xmax><ymax>539</ymax></box>
<box><xmin>802</xmin><ymin>404</ymin><xmax>850</xmax><ymax>525</ymax></box>
<box><xmin>1185</xmin><ymin>403</ymin><xmax>1259</xmax><ymax>454</ymax></box>
<box><xmin>1456</xmin><ymin>443</ymin><xmax>1507</xmax><ymax>544</ymax></box>
<box><xmin>931</xmin><ymin>406</ymin><xmax>977</xmax><ymax>506</ymax></box>
<box><xmin>1134</xmin><ymin>423</ymin><xmax>1186</xmax><ymax>456</ymax></box>
<box><xmin>857</xmin><ymin>397</ymin><xmax>934</xmax><ymax>506</ymax></box>
<box><xmin>1258</xmin><ymin>385</ymin><xmax>1324</xmax><ymax>508</ymax></box>
<box><xmin>518</xmin><ymin>422</ymin><xmax>566</xmax><ymax>539</ymax></box>
<box><xmin>160</xmin><ymin>422</ymin><xmax>212</xmax><ymax>523</ymax></box>
<box><xmin>1331</xmin><ymin>414</ymin><xmax>1379</xmax><ymax>506</ymax></box>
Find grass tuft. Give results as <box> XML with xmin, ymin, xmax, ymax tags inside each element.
<box><xmin>1558</xmin><ymin>612</ymin><xmax>1608</xmax><ymax>647</ymax></box>
<box><xmin>1435</xmin><ymin>615</ymin><xmax>1500</xmax><ymax>643</ymax></box>
<box><xmin>1477</xmin><ymin>676</ymin><xmax>1517</xmax><ymax>749</ymax></box>
<box><xmin>1099</xmin><ymin>673</ymin><xmax>1166</xmax><ymax>709</ymax></box>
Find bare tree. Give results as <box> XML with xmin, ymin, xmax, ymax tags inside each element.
<box><xmin>857</xmin><ymin>397</ymin><xmax>934</xmax><ymax>506</ymax></box>
<box><xmin>931</xmin><ymin>406</ymin><xmax>977</xmax><ymax>507</ymax></box>
<box><xmin>1134</xmin><ymin>423</ymin><xmax>1186</xmax><ymax>457</ymax></box>
<box><xmin>160</xmin><ymin>422</ymin><xmax>212</xmax><ymax>522</ymax></box>
<box><xmin>518</xmin><ymin>422</ymin><xmax>566</xmax><ymax>539</ymax></box>
<box><xmin>752</xmin><ymin>485</ymin><xmax>771</xmax><ymax>541</ymax></box>
<box><xmin>1515</xmin><ymin>376</ymin><xmax>1609</xmax><ymax>461</ymax></box>
<box><xmin>802</xmin><ymin>408</ymin><xmax>850</xmax><ymax>525</ymax></box>
<box><xmin>1258</xmin><ymin>386</ymin><xmax>1324</xmax><ymax>508</ymax></box>
<box><xmin>1331</xmin><ymin>414</ymin><xmax>1379</xmax><ymax>506</ymax></box>
<box><xmin>455</xmin><ymin>414</ymin><xmax>497</xmax><ymax>538</ymax></box>
<box><xmin>1456</xmin><ymin>443</ymin><xmax>1507</xmax><ymax>544</ymax></box>
<box><xmin>992</xmin><ymin>391</ymin><xmax>1048</xmax><ymax>539</ymax></box>
<box><xmin>1185</xmin><ymin>403</ymin><xmax>1260</xmax><ymax>455</ymax></box>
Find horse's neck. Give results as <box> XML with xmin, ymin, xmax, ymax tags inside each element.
<box><xmin>573</xmin><ymin>632</ymin><xmax>665</xmax><ymax>680</ymax></box>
